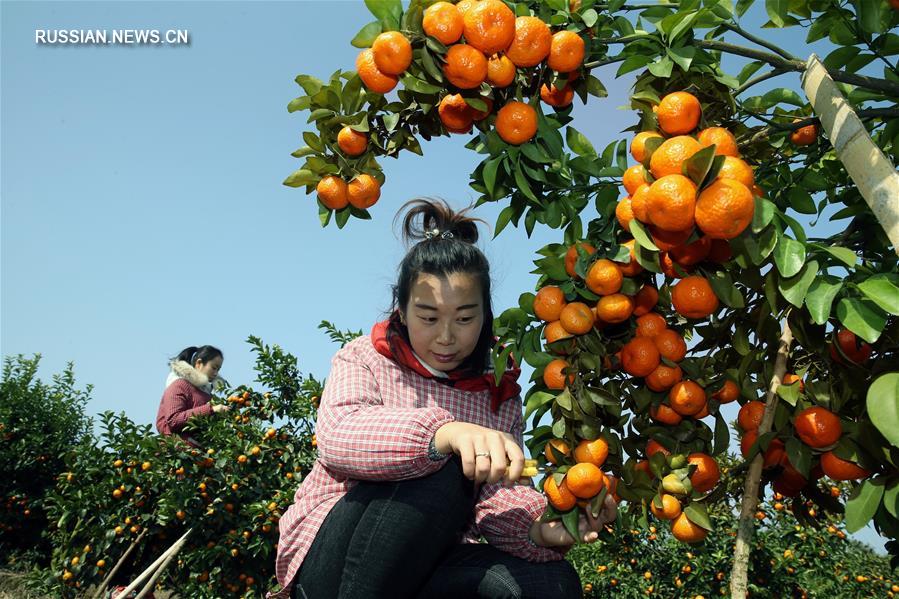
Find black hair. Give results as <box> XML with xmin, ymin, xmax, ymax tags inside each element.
<box><xmin>391</xmin><ymin>198</ymin><xmax>493</xmax><ymax>373</ymax></box>
<box><xmin>173</xmin><ymin>345</ymin><xmax>223</xmax><ymax>367</ymax></box>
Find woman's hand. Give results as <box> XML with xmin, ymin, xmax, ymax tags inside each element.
<box><xmin>433</xmin><ymin>422</ymin><xmax>525</xmax><ymax>485</ymax></box>
<box><xmin>529</xmin><ymin>494</ymin><xmax>618</xmax><ymax>547</ymax></box>
<box><xmin>211</xmin><ymin>404</ymin><xmax>230</xmax><ymax>414</ymax></box>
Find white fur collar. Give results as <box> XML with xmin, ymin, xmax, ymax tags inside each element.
<box><xmin>167</xmin><ymin>360</ymin><xmax>212</xmax><ymax>391</ymax></box>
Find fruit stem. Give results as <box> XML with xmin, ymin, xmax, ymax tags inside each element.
<box><xmin>729</xmin><ymin>319</ymin><xmax>793</xmax><ymax>599</ymax></box>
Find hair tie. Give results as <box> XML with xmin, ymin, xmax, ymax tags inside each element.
<box><xmin>424</xmin><ymin>228</ymin><xmax>454</xmax><ymax>240</ymax></box>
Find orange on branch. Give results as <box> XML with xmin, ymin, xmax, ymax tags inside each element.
<box><xmin>635</xmin><ymin>312</ymin><xmax>667</xmax><ymax>338</ymax></box>
<box><xmin>615</xmin><ymin>239</ymin><xmax>643</xmax><ymax>277</ymax></box>
<box><xmin>695</xmin><ymin>178</ymin><xmax>754</xmax><ymax>240</ymax></box>
<box><xmin>670</xmin><ymin>236</ymin><xmax>712</xmax><ymax>266</ymax></box>
<box><xmin>669</xmin><ymin>380</ymin><xmax>706</xmax><ymax>416</ymax></box>
<box><xmin>794</xmin><ymin>406</ymin><xmax>842</xmax><ymax>448</ymax></box>
<box><xmin>585</xmin><ymin>259</ymin><xmax>623</xmax><ymax>296</ymax></box>
<box><xmin>782</xmin><ymin>373</ymin><xmax>805</xmax><ymax>393</ymax></box>
<box><xmin>486</xmin><ymin>53</ymin><xmax>516</xmax><ymax>87</ymax></box>
<box><xmin>630</xmin><ymin>131</ymin><xmax>663</xmax><ymax>163</ymax></box>
<box><xmin>566</xmin><ymin>462</ymin><xmax>605</xmax><ymax>498</ymax></box>
<box><xmin>712</xmin><ymin>379</ymin><xmax>739</xmax><ymax>403</ymax></box>
<box><xmin>574</xmin><ymin>437</ymin><xmax>609</xmax><ymax>467</ymax></box>
<box><xmin>830</xmin><ymin>328</ymin><xmax>872</xmax><ymax>364</ymax></box>
<box><xmin>596</xmin><ymin>293</ymin><xmax>634</xmax><ymax>323</ymax></box>
<box><xmin>316</xmin><ymin>176</ymin><xmax>349</xmax><ymax>210</ymax></box>
<box><xmin>544</xmin><ymin>320</ymin><xmax>572</xmax><ymax>344</ymax></box>
<box><xmin>820</xmin><ymin>451</ymin><xmax>870</xmax><ymax>481</ymax></box>
<box><xmin>462</xmin><ymin>0</ymin><xmax>516</xmax><ymax>55</ymax></box>
<box><xmin>650</xmin><ymin>226</ymin><xmax>692</xmax><ymax>252</ymax></box>
<box><xmin>653</xmin><ymin>329</ymin><xmax>687</xmax><ymax>362</ymax></box>
<box><xmin>649</xmin><ymin>136</ymin><xmax>702</xmax><ymax>179</ymax></box>
<box><xmin>650</xmin><ymin>494</ymin><xmax>682</xmax><ymax>520</ymax></box>
<box><xmin>687</xmin><ymin>453</ymin><xmax>720</xmax><ymax>493</ymax></box>
<box><xmin>646</xmin><ymin>174</ymin><xmax>698</xmax><ymax>232</ymax></box>
<box><xmin>621</xmin><ymin>337</ymin><xmax>661</xmax><ymax>377</ymax></box>
<box><xmin>371</xmin><ymin>31</ymin><xmax>413</xmax><ymax>75</ymax></box>
<box><xmin>646</xmin><ymin>439</ymin><xmax>670</xmax><ymax>457</ymax></box>
<box><xmin>622</xmin><ymin>164</ymin><xmax>648</xmax><ymax>195</ymax></box>
<box><xmin>356</xmin><ymin>48</ymin><xmax>398</xmax><ymax>93</ymax></box>
<box><xmin>347</xmin><ymin>174</ymin><xmax>381</xmax><ymax>209</ymax></box>
<box><xmin>650</xmin><ymin>396</ymin><xmax>684</xmax><ymax>417</ymax></box>
<box><xmin>534</xmin><ymin>285</ymin><xmax>567</xmax><ymax>322</ymax></box>
<box><xmin>630</xmin><ymin>183</ymin><xmax>652</xmax><ymax>223</ymax></box>
<box><xmin>716</xmin><ymin>155</ymin><xmax>755</xmax><ymax>187</ymax></box>
<box><xmin>544</xmin><ymin>438</ymin><xmax>571</xmax><ymax>464</ymax></box>
<box><xmin>559</xmin><ymin>301</ymin><xmax>595</xmax><ymax>335</ymax></box>
<box><xmin>548</xmin><ymin>30</ymin><xmax>585</xmax><ymax>72</ymax></box>
<box><xmin>423</xmin><ymin>2</ymin><xmax>465</xmax><ymax>45</ymax></box>
<box><xmin>633</xmin><ymin>285</ymin><xmax>659</xmax><ymax>316</ymax></box>
<box><xmin>337</xmin><ymin>126</ymin><xmax>368</xmax><ymax>156</ymax></box>
<box><xmin>671</xmin><ymin>276</ymin><xmax>719</xmax><ymax>319</ymax></box>
<box><xmin>660</xmin><ymin>251</ymin><xmax>694</xmax><ymax>279</ymax></box>
<box><xmin>564</xmin><ymin>242</ymin><xmax>595</xmax><ymax>278</ymax></box>
<box><xmin>671</xmin><ymin>512</ymin><xmax>708</xmax><ymax>543</ymax></box>
<box><xmin>789</xmin><ymin>119</ymin><xmax>818</xmax><ymax>146</ymax></box>
<box><xmin>495</xmin><ymin>101</ymin><xmax>538</xmax><ymax>144</ymax></box>
<box><xmin>737</xmin><ymin>400</ymin><xmax>765</xmax><ymax>432</ymax></box>
<box><xmin>505</xmin><ymin>16</ymin><xmax>551</xmax><ymax>67</ymax></box>
<box><xmin>443</xmin><ymin>44</ymin><xmax>488</xmax><ymax>89</ymax></box>
<box><xmin>544</xmin><ymin>476</ymin><xmax>576</xmax><ymax>511</ymax></box>
<box><xmin>543</xmin><ymin>359</ymin><xmax>573</xmax><ymax>390</ymax></box>
<box><xmin>707</xmin><ymin>238</ymin><xmax>733</xmax><ymax>263</ymax></box>
<box><xmin>615</xmin><ymin>196</ymin><xmax>635</xmax><ymax>232</ymax></box>
<box><xmin>438</xmin><ymin>93</ymin><xmax>475</xmax><ymax>131</ymax></box>
<box><xmin>697</xmin><ymin>127</ymin><xmax>739</xmax><ymax>157</ymax></box>
<box><xmin>540</xmin><ymin>81</ymin><xmax>575</xmax><ymax>107</ymax></box>
<box><xmin>656</xmin><ymin>91</ymin><xmax>702</xmax><ymax>136</ymax></box>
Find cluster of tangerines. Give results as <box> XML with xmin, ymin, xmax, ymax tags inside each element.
<box><xmin>318</xmin><ymin>0</ymin><xmax>589</xmax><ymax>210</ymax></box>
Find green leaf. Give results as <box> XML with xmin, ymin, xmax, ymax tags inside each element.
<box><xmin>707</xmin><ymin>270</ymin><xmax>745</xmax><ymax>309</ymax></box>
<box><xmin>351</xmin><ymin>21</ymin><xmax>383</xmax><ymax>48</ymax></box>
<box><xmin>647</xmin><ymin>56</ymin><xmax>674</xmax><ymax>78</ymax></box>
<box><xmin>365</xmin><ymin>0</ymin><xmax>402</xmax><ymax>30</ymax></box>
<box><xmin>582</xmin><ymin>8</ymin><xmax>599</xmax><ymax>27</ymax></box>
<box><xmin>822</xmin><ymin>246</ymin><xmax>858</xmax><ymax>268</ymax></box>
<box><xmin>668</xmin><ymin>45</ymin><xmax>696</xmax><ymax>72</ymax></box>
<box><xmin>773</xmin><ymin>235</ymin><xmax>806</xmax><ymax>278</ymax></box>
<box><xmin>777</xmin><ymin>379</ymin><xmax>800</xmax><ymax>406</ymax></box>
<box><xmin>283</xmin><ymin>168</ymin><xmax>318</xmax><ymax>188</ymax></box>
<box><xmin>766</xmin><ymin>0</ymin><xmax>789</xmax><ymax>27</ymax></box>
<box><xmin>845</xmin><ymin>478</ymin><xmax>885</xmax><ymax>533</ymax></box>
<box><xmin>751</xmin><ymin>197</ymin><xmax>776</xmax><ymax>233</ymax></box>
<box><xmin>779</xmin><ymin>260</ymin><xmax>818</xmax><ymax>308</ymax></box>
<box><xmin>804</xmin><ymin>276</ymin><xmax>842</xmax><ymax>325</ymax></box>
<box><xmin>483</xmin><ymin>156</ymin><xmax>502</xmax><ymax>197</ymax></box>
<box><xmin>294</xmin><ymin>74</ymin><xmax>323</xmax><ymax>95</ymax></box>
<box><xmin>854</xmin><ymin>0</ymin><xmax>887</xmax><ymax>35</ymax></box>
<box><xmin>400</xmin><ymin>75</ymin><xmax>442</xmax><ymax>95</ymax></box>
<box><xmin>836</xmin><ymin>298</ymin><xmax>888</xmax><ymax>343</ymax></box>
<box><xmin>561</xmin><ymin>504</ymin><xmax>580</xmax><ymax>538</ymax></box>
<box><xmin>494</xmin><ymin>205</ymin><xmax>515</xmax><ymax>237</ymax></box>
<box><xmin>868</xmin><ymin>373</ymin><xmax>899</xmax><ymax>449</ymax></box>
<box><xmin>858</xmin><ymin>274</ymin><xmax>899</xmax><ymax>315</ymax></box>
<box><xmin>683</xmin><ymin>145</ymin><xmax>717</xmax><ymax>187</ymax></box>
<box><xmin>760</xmin><ymin>87</ymin><xmax>805</xmax><ymax>108</ymax></box>
<box><xmin>629</xmin><ymin>220</ymin><xmax>660</xmax><ymax>252</ymax></box>
<box><xmin>566</xmin><ymin>127</ymin><xmax>597</xmax><ymax>157</ymax></box>
<box><xmin>683</xmin><ymin>502</ymin><xmax>713</xmax><ymax>531</ymax></box>
<box><xmin>514</xmin><ymin>163</ymin><xmax>540</xmax><ymax>203</ymax></box>
<box><xmin>586</xmin><ymin>75</ymin><xmax>608</xmax><ymax>98</ymax></box>
<box><xmin>786</xmin><ymin>187</ymin><xmax>816</xmax><ymax>214</ymax></box>
<box><xmin>287</xmin><ymin>96</ymin><xmax>311</xmax><ymax>113</ymax></box>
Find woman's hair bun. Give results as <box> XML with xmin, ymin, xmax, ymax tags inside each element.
<box><xmin>396</xmin><ymin>198</ymin><xmax>484</xmax><ymax>246</ymax></box>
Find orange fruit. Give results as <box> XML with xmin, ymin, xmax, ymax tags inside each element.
<box><xmin>574</xmin><ymin>437</ymin><xmax>609</xmax><ymax>467</ymax></box>
<box><xmin>649</xmin><ymin>136</ymin><xmax>702</xmax><ymax>179</ymax></box>
<box><xmin>646</xmin><ymin>174</ymin><xmax>698</xmax><ymax>232</ymax></box>
<box><xmin>646</xmin><ymin>439</ymin><xmax>670</xmax><ymax>457</ymax></box>
<box><xmin>585</xmin><ymin>259</ymin><xmax>623</xmax><ymax>296</ymax></box>
<box><xmin>687</xmin><ymin>453</ymin><xmax>720</xmax><ymax>493</ymax></box>
<box><xmin>820</xmin><ymin>451</ymin><xmax>870</xmax><ymax>481</ymax></box>
<box><xmin>595</xmin><ymin>293</ymin><xmax>634</xmax><ymax>323</ymax></box>
<box><xmin>794</xmin><ymin>406</ymin><xmax>842</xmax><ymax>448</ymax></box>
<box><xmin>615</xmin><ymin>239</ymin><xmax>643</xmax><ymax>277</ymax></box>
<box><xmin>782</xmin><ymin>373</ymin><xmax>805</xmax><ymax>393</ymax></box>
<box><xmin>671</xmin><ymin>512</ymin><xmax>708</xmax><ymax>543</ymax></box>
<box><xmin>647</xmin><ymin>366</ymin><xmax>684</xmax><ymax>393</ymax></box>
<box><xmin>347</xmin><ymin>174</ymin><xmax>381</xmax><ymax>209</ymax></box>
<box><xmin>423</xmin><ymin>2</ymin><xmax>465</xmax><ymax>45</ymax></box>
<box><xmin>716</xmin><ymin>155</ymin><xmax>755</xmax><ymax>187</ymax></box>
<box><xmin>356</xmin><ymin>48</ymin><xmax>398</xmax><ymax>93</ymax></box>
<box><xmin>621</xmin><ymin>337</ymin><xmax>661</xmax><ymax>377</ymax></box>
<box><xmin>622</xmin><ymin>164</ymin><xmax>648</xmax><ymax>195</ymax></box>
<box><xmin>737</xmin><ymin>400</ymin><xmax>765</xmax><ymax>431</ymax></box>
<box><xmin>548</xmin><ymin>30</ymin><xmax>585</xmax><ymax>72</ymax></box>
<box><xmin>633</xmin><ymin>285</ymin><xmax>659</xmax><ymax>316</ymax></box>
<box><xmin>505</xmin><ymin>16</ymin><xmax>551</xmax><ymax>67</ymax></box>
<box><xmin>615</xmin><ymin>196</ymin><xmax>634</xmax><ymax>232</ymax></box>
<box><xmin>543</xmin><ymin>358</ymin><xmax>573</xmax><ymax>390</ymax></box>
<box><xmin>544</xmin><ymin>438</ymin><xmax>571</xmax><ymax>464</ymax></box>
<box><xmin>564</xmin><ymin>242</ymin><xmax>595</xmax><ymax>278</ymax></box>
<box><xmin>711</xmin><ymin>379</ymin><xmax>739</xmax><ymax>404</ymax></box>
<box><xmin>486</xmin><ymin>53</ymin><xmax>516</xmax><ymax>87</ymax></box>
<box><xmin>566</xmin><ymin>462</ymin><xmax>605</xmax><ymax>498</ymax></box>
<box><xmin>650</xmin><ymin>226</ymin><xmax>692</xmax><ymax>252</ymax></box>
<box><xmin>635</xmin><ymin>312</ymin><xmax>667</xmax><ymax>338</ymax></box>
<box><xmin>669</xmin><ymin>380</ymin><xmax>706</xmax><ymax>416</ymax></box>
<box><xmin>650</xmin><ymin>494</ymin><xmax>682</xmax><ymax>520</ymax></box>
<box><xmin>544</xmin><ymin>320</ymin><xmax>573</xmax><ymax>344</ymax></box>
<box><xmin>671</xmin><ymin>276</ymin><xmax>719</xmax><ymax>319</ymax></box>
<box><xmin>495</xmin><ymin>101</ymin><xmax>538</xmax><ymax>144</ymax></box>
<box><xmin>656</xmin><ymin>91</ymin><xmax>702</xmax><ymax>136</ymax></box>
<box><xmin>540</xmin><ymin>81</ymin><xmax>575</xmax><ymax>107</ymax></box>
<box><xmin>707</xmin><ymin>238</ymin><xmax>733</xmax><ymax>263</ymax></box>
<box><xmin>534</xmin><ymin>285</ymin><xmax>567</xmax><ymax>322</ymax></box>
<box><xmin>697</xmin><ymin>127</ymin><xmax>739</xmax><ymax>157</ymax></box>
<box><xmin>829</xmin><ymin>328</ymin><xmax>872</xmax><ymax>365</ymax></box>
<box><xmin>462</xmin><ymin>0</ymin><xmax>516</xmax><ymax>55</ymax></box>
<box><xmin>789</xmin><ymin>119</ymin><xmax>818</xmax><ymax>146</ymax></box>
<box><xmin>316</xmin><ymin>176</ymin><xmax>349</xmax><ymax>210</ymax></box>
<box><xmin>630</xmin><ymin>183</ymin><xmax>651</xmax><ymax>223</ymax></box>
<box><xmin>469</xmin><ymin>97</ymin><xmax>493</xmax><ymax>121</ymax></box>
<box><xmin>372</xmin><ymin>31</ymin><xmax>413</xmax><ymax>75</ymax></box>
<box><xmin>438</xmin><ymin>93</ymin><xmax>475</xmax><ymax>131</ymax></box>
<box><xmin>559</xmin><ymin>301</ymin><xmax>595</xmax><ymax>335</ymax></box>
<box><xmin>443</xmin><ymin>44</ymin><xmax>488</xmax><ymax>89</ymax></box>
<box><xmin>544</xmin><ymin>476</ymin><xmax>577</xmax><ymax>511</ymax></box>
<box><xmin>631</xmin><ymin>131</ymin><xmax>664</xmax><ymax>163</ymax></box>
<box><xmin>653</xmin><ymin>329</ymin><xmax>687</xmax><ymax>362</ymax></box>
<box><xmin>669</xmin><ymin>236</ymin><xmax>712</xmax><ymax>266</ymax></box>
<box><xmin>456</xmin><ymin>0</ymin><xmax>479</xmax><ymax>16</ymax></box>
<box><xmin>337</xmin><ymin>126</ymin><xmax>368</xmax><ymax>156</ymax></box>
<box><xmin>694</xmin><ymin>178</ymin><xmax>754</xmax><ymax>240</ymax></box>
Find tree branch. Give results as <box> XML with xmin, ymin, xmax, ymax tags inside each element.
<box><xmin>721</xmin><ymin>22</ymin><xmax>798</xmax><ymax>62</ymax></box>
<box><xmin>735</xmin><ymin>68</ymin><xmax>788</xmax><ymax>95</ymax></box>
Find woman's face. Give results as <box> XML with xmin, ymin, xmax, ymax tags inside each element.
<box><xmin>403</xmin><ymin>272</ymin><xmax>485</xmax><ymax>372</ymax></box>
<box><xmin>195</xmin><ymin>355</ymin><xmax>223</xmax><ymax>381</ymax></box>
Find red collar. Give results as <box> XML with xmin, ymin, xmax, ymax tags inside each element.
<box><xmin>370</xmin><ymin>317</ymin><xmax>521</xmax><ymax>413</ymax></box>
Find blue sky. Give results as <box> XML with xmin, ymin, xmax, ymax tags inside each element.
<box><xmin>1</xmin><ymin>1</ymin><xmax>883</xmax><ymax>551</ymax></box>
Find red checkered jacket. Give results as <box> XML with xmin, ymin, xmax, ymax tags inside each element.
<box><xmin>271</xmin><ymin>335</ymin><xmax>562</xmax><ymax>596</ymax></box>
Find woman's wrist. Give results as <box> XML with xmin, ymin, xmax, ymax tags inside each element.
<box><xmin>528</xmin><ymin>521</ymin><xmax>546</xmax><ymax>547</ymax></box>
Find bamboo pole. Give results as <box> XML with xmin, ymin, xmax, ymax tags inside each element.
<box><xmin>89</xmin><ymin>529</ymin><xmax>148</xmax><ymax>599</ymax></box>
<box><xmin>112</xmin><ymin>528</ymin><xmax>192</xmax><ymax>599</ymax></box>
<box><xmin>729</xmin><ymin>322</ymin><xmax>793</xmax><ymax>598</ymax></box>
<box><xmin>801</xmin><ymin>54</ymin><xmax>899</xmax><ymax>255</ymax></box>
<box><xmin>133</xmin><ymin>536</ymin><xmax>186</xmax><ymax>599</ymax></box>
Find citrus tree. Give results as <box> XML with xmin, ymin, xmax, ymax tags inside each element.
<box><xmin>0</xmin><ymin>355</ymin><xmax>93</xmax><ymax>569</ymax></box>
<box><xmin>285</xmin><ymin>0</ymin><xmax>899</xmax><ymax>594</ymax></box>
<box><xmin>35</xmin><ymin>336</ymin><xmax>321</xmax><ymax>598</ymax></box>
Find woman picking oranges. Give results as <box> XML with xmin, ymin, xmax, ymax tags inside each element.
<box><xmin>273</xmin><ymin>199</ymin><xmax>616</xmax><ymax>599</ymax></box>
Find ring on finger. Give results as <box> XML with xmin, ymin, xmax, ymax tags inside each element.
<box><xmin>475</xmin><ymin>452</ymin><xmax>490</xmax><ymax>458</ymax></box>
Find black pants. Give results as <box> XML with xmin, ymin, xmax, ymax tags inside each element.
<box><xmin>291</xmin><ymin>458</ymin><xmax>581</xmax><ymax>599</ymax></box>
